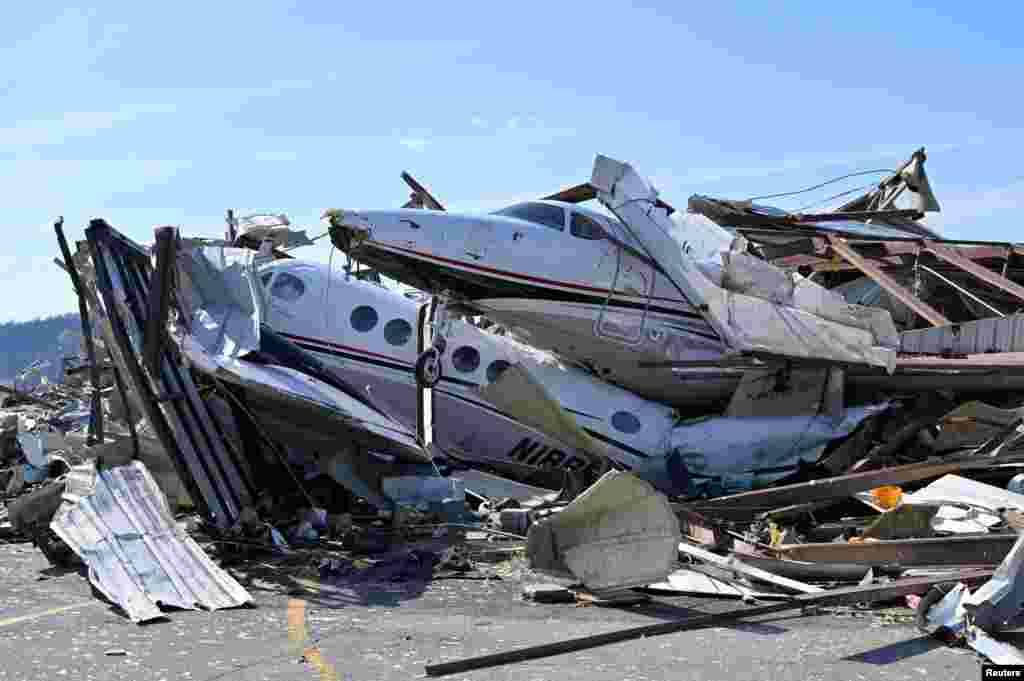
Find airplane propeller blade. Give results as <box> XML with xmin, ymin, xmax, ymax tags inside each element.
<box><xmin>541</xmin><ymin>182</ymin><xmax>598</xmax><ymax>204</ymax></box>
<box><xmin>401</xmin><ymin>171</ymin><xmax>446</xmax><ymax>211</ymax></box>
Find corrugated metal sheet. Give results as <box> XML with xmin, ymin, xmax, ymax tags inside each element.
<box><xmin>900</xmin><ymin>313</ymin><xmax>1024</xmax><ymax>355</ymax></box>
<box><xmin>50</xmin><ymin>461</ymin><xmax>252</xmax><ymax>623</ymax></box>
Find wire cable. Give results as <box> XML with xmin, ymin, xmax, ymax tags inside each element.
<box><xmin>793</xmin><ymin>182</ymin><xmax>880</xmax><ymax>212</ymax></box>
<box><xmin>747</xmin><ymin>169</ymin><xmax>896</xmax><ymax>202</ymax></box>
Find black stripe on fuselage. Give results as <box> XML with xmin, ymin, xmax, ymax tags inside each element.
<box><xmin>294</xmin><ymin>337</ymin><xmax>653</xmax><ymax>461</ymax></box>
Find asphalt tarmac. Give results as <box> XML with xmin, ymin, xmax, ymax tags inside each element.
<box><xmin>0</xmin><ymin>542</ymin><xmax>987</xmax><ymax>681</ymax></box>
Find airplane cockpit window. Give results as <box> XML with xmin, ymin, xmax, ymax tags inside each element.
<box><xmin>383</xmin><ymin>319</ymin><xmax>413</xmax><ymax>346</ymax></box>
<box><xmin>451</xmin><ymin>346</ymin><xmax>481</xmax><ymax>373</ymax></box>
<box><xmin>350</xmin><ymin>305</ymin><xmax>379</xmax><ymax>332</ymax></box>
<box><xmin>492</xmin><ymin>202</ymin><xmax>565</xmax><ymax>231</ymax></box>
<box><xmin>270</xmin><ymin>272</ymin><xmax>305</xmax><ymax>302</ymax></box>
<box><xmin>570</xmin><ymin>213</ymin><xmax>606</xmax><ymax>240</ymax></box>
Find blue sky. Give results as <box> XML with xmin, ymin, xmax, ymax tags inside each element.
<box><xmin>3</xmin><ymin>2</ymin><xmax>1022</xmax><ymax>322</ymax></box>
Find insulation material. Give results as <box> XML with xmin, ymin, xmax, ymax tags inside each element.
<box><xmin>719</xmin><ymin>250</ymin><xmax>795</xmax><ymax>304</ymax></box>
<box><xmin>526</xmin><ymin>471</ymin><xmax>680</xmax><ymax>590</ymax></box>
<box><xmin>50</xmin><ymin>461</ymin><xmax>252</xmax><ymax>623</ymax></box>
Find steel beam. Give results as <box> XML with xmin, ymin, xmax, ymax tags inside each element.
<box><xmin>924</xmin><ymin>239</ymin><xmax>1024</xmax><ymax>305</ymax></box>
<box><xmin>827</xmin><ymin>235</ymin><xmax>950</xmax><ymax>327</ymax></box>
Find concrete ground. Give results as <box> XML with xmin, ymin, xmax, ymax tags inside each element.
<box><xmin>0</xmin><ymin>542</ymin><xmax>986</xmax><ymax>681</ymax></box>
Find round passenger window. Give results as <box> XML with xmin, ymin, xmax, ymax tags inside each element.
<box><xmin>611</xmin><ymin>411</ymin><xmax>642</xmax><ymax>434</ymax></box>
<box><xmin>383</xmin><ymin>319</ymin><xmax>413</xmax><ymax>346</ymax></box>
<box><xmin>270</xmin><ymin>272</ymin><xmax>305</xmax><ymax>302</ymax></box>
<box><xmin>451</xmin><ymin>346</ymin><xmax>481</xmax><ymax>373</ymax></box>
<box><xmin>350</xmin><ymin>305</ymin><xmax>379</xmax><ymax>332</ymax></box>
<box><xmin>486</xmin><ymin>360</ymin><xmax>511</xmax><ymax>383</ymax></box>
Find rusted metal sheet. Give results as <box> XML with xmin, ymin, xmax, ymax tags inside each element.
<box><xmin>924</xmin><ymin>240</ymin><xmax>1024</xmax><ymax>304</ymax></box>
<box><xmin>826</xmin><ymin>236</ymin><xmax>950</xmax><ymax>327</ymax></box>
<box><xmin>777</xmin><ymin>534</ymin><xmax>1018</xmax><ymax>567</ymax></box>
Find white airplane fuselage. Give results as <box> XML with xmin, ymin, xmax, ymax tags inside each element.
<box><xmin>328</xmin><ymin>202</ymin><xmax>739</xmax><ymax>410</ymax></box>
<box><xmin>259</xmin><ymin>259</ymin><xmax>882</xmax><ymax>497</ymax></box>
<box><xmin>257</xmin><ymin>259</ymin><xmax>687</xmax><ymax>491</ymax></box>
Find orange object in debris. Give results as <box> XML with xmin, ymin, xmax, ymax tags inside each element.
<box><xmin>872</xmin><ymin>485</ymin><xmax>903</xmax><ymax>510</ymax></box>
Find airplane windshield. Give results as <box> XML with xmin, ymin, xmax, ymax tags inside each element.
<box><xmin>492</xmin><ymin>202</ymin><xmax>565</xmax><ymax>231</ymax></box>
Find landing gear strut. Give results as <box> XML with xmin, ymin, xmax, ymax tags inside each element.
<box><xmin>415</xmin><ymin>347</ymin><xmax>443</xmax><ymax>388</ymax></box>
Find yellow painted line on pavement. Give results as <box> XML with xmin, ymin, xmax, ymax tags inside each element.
<box><xmin>0</xmin><ymin>600</ymin><xmax>99</xmax><ymax>628</ymax></box>
<box><xmin>288</xmin><ymin>597</ymin><xmax>340</xmax><ymax>681</ymax></box>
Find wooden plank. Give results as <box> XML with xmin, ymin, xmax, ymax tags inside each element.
<box><xmin>684</xmin><ymin>459</ymin><xmax>973</xmax><ymax>521</ymax></box>
<box><xmin>924</xmin><ymin>240</ymin><xmax>1024</xmax><ymax>304</ymax></box>
<box><xmin>777</xmin><ymin>534</ymin><xmax>1017</xmax><ymax>567</ymax></box>
<box><xmin>827</xmin><ymin>235</ymin><xmax>950</xmax><ymax>327</ymax></box>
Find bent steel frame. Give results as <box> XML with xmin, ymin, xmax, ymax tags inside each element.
<box><xmin>83</xmin><ymin>219</ymin><xmax>257</xmax><ymax>528</ymax></box>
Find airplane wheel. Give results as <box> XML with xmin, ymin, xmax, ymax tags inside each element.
<box><xmin>415</xmin><ymin>348</ymin><xmax>443</xmax><ymax>388</ymax></box>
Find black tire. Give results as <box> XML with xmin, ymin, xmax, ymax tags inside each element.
<box><xmin>415</xmin><ymin>349</ymin><xmax>443</xmax><ymax>388</ymax></box>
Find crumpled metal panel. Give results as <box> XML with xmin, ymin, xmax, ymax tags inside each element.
<box><xmin>592</xmin><ymin>156</ymin><xmax>898</xmax><ymax>372</ymax></box>
<box><xmin>175</xmin><ymin>242</ymin><xmax>263</xmax><ymax>362</ymax></box>
<box><xmin>51</xmin><ymin>461</ymin><xmax>252</xmax><ymax>623</ymax></box>
<box><xmin>526</xmin><ymin>471</ymin><xmax>680</xmax><ymax>591</ymax></box>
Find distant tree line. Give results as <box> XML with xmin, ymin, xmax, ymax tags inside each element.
<box><xmin>0</xmin><ymin>313</ymin><xmax>82</xmax><ymax>387</ymax></box>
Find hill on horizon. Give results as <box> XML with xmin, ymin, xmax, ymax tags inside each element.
<box><xmin>0</xmin><ymin>313</ymin><xmax>82</xmax><ymax>387</ymax></box>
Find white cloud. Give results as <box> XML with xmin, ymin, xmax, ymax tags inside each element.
<box><xmin>399</xmin><ymin>138</ymin><xmax>430</xmax><ymax>152</ymax></box>
<box><xmin>0</xmin><ymin>105</ymin><xmax>178</xmax><ymax>148</ymax></box>
<box><xmin>929</xmin><ymin>180</ymin><xmax>1024</xmax><ymax>234</ymax></box>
